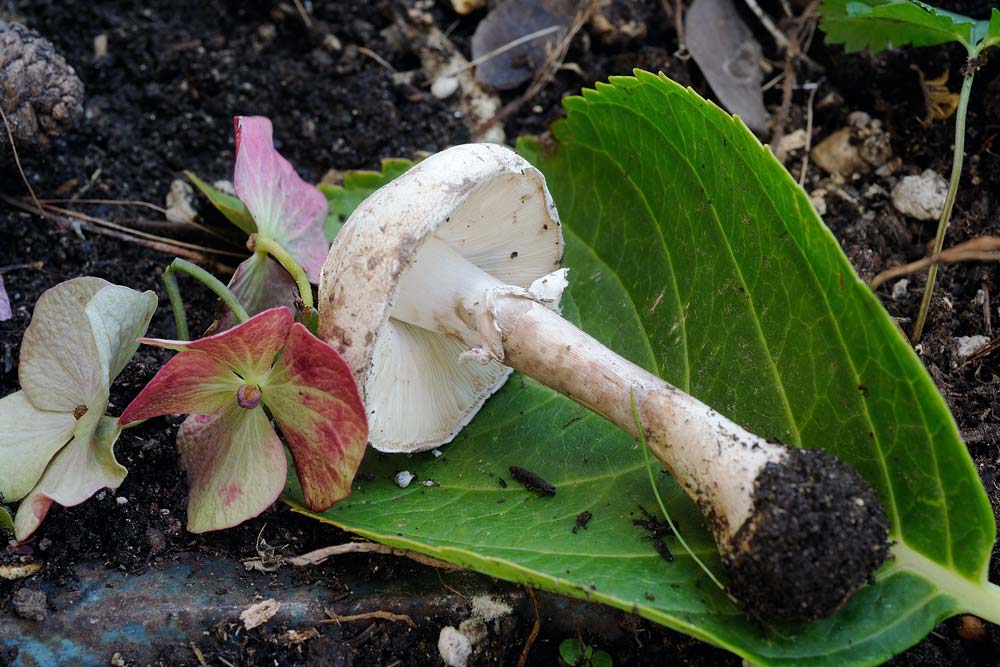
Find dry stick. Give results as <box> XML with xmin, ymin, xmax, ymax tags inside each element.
<box><xmin>516</xmin><ymin>587</ymin><xmax>541</xmax><ymax>667</ymax></box>
<box><xmin>444</xmin><ymin>25</ymin><xmax>564</xmax><ymax>77</ymax></box>
<box><xmin>356</xmin><ymin>46</ymin><xmax>396</xmax><ymax>73</ymax></box>
<box><xmin>673</xmin><ymin>0</ymin><xmax>688</xmax><ymax>58</ymax></box>
<box><xmin>321</xmin><ymin>609</ymin><xmax>417</xmax><ymax>629</ymax></box>
<box><xmin>472</xmin><ymin>1</ymin><xmax>595</xmax><ymax>140</ymax></box>
<box><xmin>38</xmin><ymin>202</ymin><xmax>245</xmax><ymax>258</ymax></box>
<box><xmin>983</xmin><ymin>277</ymin><xmax>992</xmax><ymax>337</ymax></box>
<box><xmin>288</xmin><ymin>541</ymin><xmax>463</xmax><ymax>571</ymax></box>
<box><xmin>798</xmin><ymin>78</ymin><xmax>823</xmax><ymax>186</ymax></box>
<box><xmin>965</xmin><ymin>335</ymin><xmax>1000</xmax><ymax>364</ymax></box>
<box><xmin>291</xmin><ymin>0</ymin><xmax>313</xmax><ymax>29</ymax></box>
<box><xmin>743</xmin><ymin>0</ymin><xmax>790</xmax><ymax>50</ymax></box>
<box><xmin>869</xmin><ymin>236</ymin><xmax>1000</xmax><ymax>290</ymax></box>
<box><xmin>0</xmin><ymin>106</ymin><xmax>51</xmax><ymax>224</ymax></box>
<box><xmin>2</xmin><ymin>195</ymin><xmax>234</xmax><ymax>269</ymax></box>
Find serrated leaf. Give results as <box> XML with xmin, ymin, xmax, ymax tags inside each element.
<box><xmin>288</xmin><ymin>72</ymin><xmax>1000</xmax><ymax>666</ymax></box>
<box><xmin>818</xmin><ymin>0</ymin><xmax>980</xmax><ymax>52</ymax></box>
<box><xmin>185</xmin><ymin>171</ymin><xmax>256</xmax><ymax>236</ymax></box>
<box><xmin>981</xmin><ymin>8</ymin><xmax>1000</xmax><ymax>51</ymax></box>
<box><xmin>319</xmin><ymin>159</ymin><xmax>414</xmax><ymax>240</ymax></box>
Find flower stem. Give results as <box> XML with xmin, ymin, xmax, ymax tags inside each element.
<box><xmin>249</xmin><ymin>234</ymin><xmax>316</xmax><ymax>329</ymax></box>
<box><xmin>912</xmin><ymin>69</ymin><xmax>975</xmax><ymax>343</ymax></box>
<box><xmin>163</xmin><ymin>258</ymin><xmax>250</xmax><ymax>341</ymax></box>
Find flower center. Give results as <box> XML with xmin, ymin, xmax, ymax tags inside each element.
<box><xmin>73</xmin><ymin>404</ymin><xmax>88</xmax><ymax>420</ymax></box>
<box><xmin>236</xmin><ymin>384</ymin><xmax>262</xmax><ymax>410</ymax></box>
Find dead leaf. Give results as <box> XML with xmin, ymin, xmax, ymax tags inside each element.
<box><xmin>914</xmin><ymin>66</ymin><xmax>959</xmax><ymax>125</ymax></box>
<box><xmin>240</xmin><ymin>598</ymin><xmax>281</xmax><ymax>630</ymax></box>
<box><xmin>685</xmin><ymin>0</ymin><xmax>769</xmax><ymax>134</ymax></box>
<box><xmin>471</xmin><ymin>0</ymin><xmax>576</xmax><ymax>90</ymax></box>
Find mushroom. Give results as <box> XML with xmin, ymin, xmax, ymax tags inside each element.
<box><xmin>318</xmin><ymin>143</ymin><xmax>889</xmax><ymax>620</ymax></box>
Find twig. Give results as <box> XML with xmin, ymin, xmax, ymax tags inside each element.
<box><xmin>472</xmin><ymin>1</ymin><xmax>595</xmax><ymax>140</ymax></box>
<box><xmin>356</xmin><ymin>46</ymin><xmax>396</xmax><ymax>73</ymax></box>
<box><xmin>516</xmin><ymin>587</ymin><xmax>541</xmax><ymax>667</ymax></box>
<box><xmin>189</xmin><ymin>642</ymin><xmax>207</xmax><ymax>666</ymax></box>
<box><xmin>965</xmin><ymin>335</ymin><xmax>1000</xmax><ymax>364</ymax></box>
<box><xmin>673</xmin><ymin>0</ymin><xmax>688</xmax><ymax>59</ymax></box>
<box><xmin>322</xmin><ymin>608</ymin><xmax>416</xmax><ymax>629</ymax></box>
<box><xmin>743</xmin><ymin>0</ymin><xmax>790</xmax><ymax>50</ymax></box>
<box><xmin>291</xmin><ymin>0</ymin><xmax>313</xmax><ymax>29</ymax></box>
<box><xmin>0</xmin><ymin>261</ymin><xmax>43</xmax><ymax>274</ymax></box>
<box><xmin>983</xmin><ymin>277</ymin><xmax>992</xmax><ymax>337</ymax></box>
<box><xmin>444</xmin><ymin>25</ymin><xmax>564</xmax><ymax>77</ymax></box>
<box><xmin>0</xmin><ymin>105</ymin><xmax>50</xmax><ymax>224</ymax></box>
<box><xmin>870</xmin><ymin>236</ymin><xmax>1000</xmax><ymax>290</ymax></box>
<box><xmin>2</xmin><ymin>195</ymin><xmax>235</xmax><ymax>268</ymax></box>
<box><xmin>37</xmin><ymin>197</ymin><xmax>169</xmax><ymax>215</ymax></box>
<box><xmin>799</xmin><ymin>79</ymin><xmax>823</xmax><ymax>185</ymax></box>
<box><xmin>288</xmin><ymin>541</ymin><xmax>463</xmax><ymax>570</ymax></box>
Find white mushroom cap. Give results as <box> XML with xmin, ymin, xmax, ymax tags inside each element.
<box><xmin>318</xmin><ymin>143</ymin><xmax>564</xmax><ymax>452</ymax></box>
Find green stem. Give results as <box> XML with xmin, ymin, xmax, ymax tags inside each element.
<box><xmin>162</xmin><ymin>258</ymin><xmax>250</xmax><ymax>341</ymax></box>
<box><xmin>251</xmin><ymin>235</ymin><xmax>314</xmax><ymax>313</ymax></box>
<box><xmin>912</xmin><ymin>70</ymin><xmax>975</xmax><ymax>343</ymax></box>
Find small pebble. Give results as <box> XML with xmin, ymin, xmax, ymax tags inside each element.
<box><xmin>891</xmin><ymin>169</ymin><xmax>948</xmax><ymax>221</ymax></box>
<box><xmin>956</xmin><ymin>614</ymin><xmax>987</xmax><ymax>641</ymax></box>
<box><xmin>394</xmin><ymin>471</ymin><xmax>416</xmax><ymax>488</ymax></box>
<box><xmin>12</xmin><ymin>588</ymin><xmax>47</xmax><ymax>622</ymax></box>
<box><xmin>431</xmin><ymin>76</ymin><xmax>459</xmax><ymax>100</ymax></box>
<box><xmin>116</xmin><ymin>496</ymin><xmax>128</xmax><ymax>505</ymax></box>
<box><xmin>422</xmin><ymin>479</ymin><xmax>440</xmax><ymax>487</ymax></box>
<box><xmin>431</xmin><ymin>448</ymin><xmax>443</xmax><ymax>458</ymax></box>
<box><xmin>955</xmin><ymin>335</ymin><xmax>990</xmax><ymax>359</ymax></box>
<box><xmin>891</xmin><ymin>279</ymin><xmax>908</xmax><ymax>300</ymax></box>
<box><xmin>438</xmin><ymin>626</ymin><xmax>472</xmax><ymax>667</ymax></box>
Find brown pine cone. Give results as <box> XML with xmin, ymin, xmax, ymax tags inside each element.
<box><xmin>0</xmin><ymin>21</ymin><xmax>84</xmax><ymax>158</ymax></box>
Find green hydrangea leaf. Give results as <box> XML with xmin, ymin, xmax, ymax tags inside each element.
<box><xmin>319</xmin><ymin>158</ymin><xmax>414</xmax><ymax>240</ymax></box>
<box><xmin>287</xmin><ymin>72</ymin><xmax>999</xmax><ymax>665</ymax></box>
<box><xmin>818</xmin><ymin>0</ymin><xmax>981</xmax><ymax>52</ymax></box>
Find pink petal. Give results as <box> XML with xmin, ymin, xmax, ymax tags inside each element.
<box><xmin>216</xmin><ymin>254</ymin><xmax>298</xmax><ymax>332</ymax></box>
<box><xmin>138</xmin><ymin>307</ymin><xmax>293</xmax><ymax>381</ymax></box>
<box><xmin>0</xmin><ymin>274</ymin><xmax>11</xmax><ymax>321</ymax></box>
<box><xmin>233</xmin><ymin>116</ymin><xmax>329</xmax><ymax>282</ymax></box>
<box><xmin>178</xmin><ymin>405</ymin><xmax>287</xmax><ymax>533</ymax></box>
<box><xmin>119</xmin><ymin>350</ymin><xmax>238</xmax><ymax>425</ymax></box>
<box><xmin>264</xmin><ymin>323</ymin><xmax>368</xmax><ymax>511</ymax></box>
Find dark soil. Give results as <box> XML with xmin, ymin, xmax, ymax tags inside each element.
<box><xmin>1</xmin><ymin>0</ymin><xmax>999</xmax><ymax>665</ymax></box>
<box><xmin>725</xmin><ymin>448</ymin><xmax>890</xmax><ymax>621</ymax></box>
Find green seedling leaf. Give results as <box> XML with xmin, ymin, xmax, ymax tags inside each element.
<box><xmin>591</xmin><ymin>650</ymin><xmax>613</xmax><ymax>667</ymax></box>
<box><xmin>289</xmin><ymin>71</ymin><xmax>999</xmax><ymax>666</ymax></box>
<box><xmin>0</xmin><ymin>507</ymin><xmax>13</xmax><ymax>535</ymax></box>
<box><xmin>983</xmin><ymin>8</ymin><xmax>1000</xmax><ymax>51</ymax></box>
<box><xmin>185</xmin><ymin>170</ymin><xmax>256</xmax><ymax>236</ymax></box>
<box><xmin>818</xmin><ymin>0</ymin><xmax>985</xmax><ymax>53</ymax></box>
<box><xmin>559</xmin><ymin>638</ymin><xmax>584</xmax><ymax>666</ymax></box>
<box><xmin>0</xmin><ymin>278</ymin><xmax>156</xmax><ymax>541</ymax></box>
<box><xmin>319</xmin><ymin>158</ymin><xmax>414</xmax><ymax>240</ymax></box>
<box><xmin>120</xmin><ymin>307</ymin><xmax>367</xmax><ymax>532</ymax></box>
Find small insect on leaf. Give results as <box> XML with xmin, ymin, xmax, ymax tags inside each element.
<box><xmin>508</xmin><ymin>465</ymin><xmax>556</xmax><ymax>496</ymax></box>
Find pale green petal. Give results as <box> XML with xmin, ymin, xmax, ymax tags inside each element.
<box><xmin>13</xmin><ymin>416</ymin><xmax>125</xmax><ymax>542</ymax></box>
<box><xmin>19</xmin><ymin>277</ymin><xmax>109</xmax><ymax>411</ymax></box>
<box><xmin>0</xmin><ymin>391</ymin><xmax>76</xmax><ymax>502</ymax></box>
<box><xmin>86</xmin><ymin>285</ymin><xmax>158</xmax><ymax>383</ymax></box>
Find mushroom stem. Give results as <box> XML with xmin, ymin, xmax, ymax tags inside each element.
<box><xmin>391</xmin><ymin>236</ymin><xmax>890</xmax><ymax>619</ymax></box>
